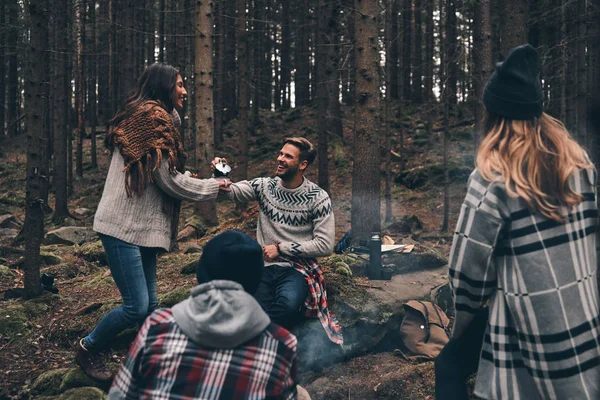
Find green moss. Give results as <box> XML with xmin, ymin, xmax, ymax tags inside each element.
<box><xmin>0</xmin><ymin>304</ymin><xmax>29</xmax><ymax>336</ymax></box>
<box><xmin>58</xmin><ymin>387</ymin><xmax>107</xmax><ymax>400</ymax></box>
<box><xmin>75</xmin><ymin>240</ymin><xmax>106</xmax><ymax>265</ymax></box>
<box><xmin>83</xmin><ymin>272</ymin><xmax>114</xmax><ymax>288</ymax></box>
<box><xmin>40</xmin><ymin>252</ymin><xmax>62</xmax><ymax>266</ymax></box>
<box><xmin>180</xmin><ymin>259</ymin><xmax>197</xmax><ymax>275</ymax></box>
<box><xmin>59</xmin><ymin>368</ymin><xmax>96</xmax><ymax>392</ymax></box>
<box><xmin>158</xmin><ymin>286</ymin><xmax>191</xmax><ymax>308</ymax></box>
<box><xmin>31</xmin><ymin>368</ymin><xmax>71</xmax><ymax>396</ymax></box>
<box><xmin>0</xmin><ymin>264</ymin><xmax>16</xmax><ymax>279</ymax></box>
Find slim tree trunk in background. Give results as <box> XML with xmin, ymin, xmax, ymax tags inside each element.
<box><xmin>158</xmin><ymin>0</ymin><xmax>165</xmax><ymax>62</ymax></box>
<box><xmin>97</xmin><ymin>0</ymin><xmax>109</xmax><ymax>124</ymax></box>
<box><xmin>425</xmin><ymin>0</ymin><xmax>435</xmax><ymax>149</ymax></box>
<box><xmin>214</xmin><ymin>0</ymin><xmax>225</xmax><ymax>146</ymax></box>
<box><xmin>146</xmin><ymin>0</ymin><xmax>156</xmax><ymax>65</ymax></box>
<box><xmin>120</xmin><ymin>0</ymin><xmax>136</xmax><ymax>103</ymax></box>
<box><xmin>342</xmin><ymin>0</ymin><xmax>356</xmax><ymax>107</ymax></box>
<box><xmin>235</xmin><ymin>0</ymin><xmax>248</xmax><ymax>181</ymax></box>
<box><xmin>500</xmin><ymin>0</ymin><xmax>528</xmax><ymax>56</ymax></box>
<box><xmin>7</xmin><ymin>0</ymin><xmax>18</xmax><ymax>137</ymax></box>
<box><xmin>223</xmin><ymin>0</ymin><xmax>237</xmax><ymax>120</ymax></box>
<box><xmin>351</xmin><ymin>0</ymin><xmax>380</xmax><ymax>245</ymax></box>
<box><xmin>250</xmin><ymin>0</ymin><xmax>262</xmax><ymax>127</ymax></box>
<box><xmin>473</xmin><ymin>0</ymin><xmax>492</xmax><ymax>151</ymax></box>
<box><xmin>0</xmin><ymin>2</ymin><xmax>5</xmax><ymax>136</ymax></box>
<box><xmin>441</xmin><ymin>100</ymin><xmax>450</xmax><ymax>232</ymax></box>
<box><xmin>194</xmin><ymin>0</ymin><xmax>218</xmax><ymax>225</ymax></box>
<box><xmin>575</xmin><ymin>0</ymin><xmax>586</xmax><ymax>143</ymax></box>
<box><xmin>389</xmin><ymin>0</ymin><xmax>399</xmax><ymax>100</ymax></box>
<box><xmin>259</xmin><ymin>1</ymin><xmax>272</xmax><ymax>110</ymax></box>
<box><xmin>75</xmin><ymin>0</ymin><xmax>86</xmax><ymax>178</ymax></box>
<box><xmin>280</xmin><ymin>0</ymin><xmax>291</xmax><ymax>110</ymax></box>
<box><xmin>385</xmin><ymin>0</ymin><xmax>394</xmax><ymax>222</ymax></box>
<box><xmin>316</xmin><ymin>0</ymin><xmax>331</xmax><ymax>194</ymax></box>
<box><xmin>295</xmin><ymin>0</ymin><xmax>311</xmax><ymax>107</ymax></box>
<box><xmin>328</xmin><ymin>4</ymin><xmax>343</xmax><ymax>140</ymax></box>
<box><xmin>564</xmin><ymin>1</ymin><xmax>576</xmax><ymax>133</ymax></box>
<box><xmin>24</xmin><ymin>0</ymin><xmax>50</xmax><ymax>298</ymax></box>
<box><xmin>413</xmin><ymin>1</ymin><xmax>423</xmax><ymax>103</ymax></box>
<box><xmin>53</xmin><ymin>0</ymin><xmax>70</xmax><ymax>222</ymax></box>
<box><xmin>90</xmin><ymin>0</ymin><xmax>97</xmax><ymax>169</ymax></box>
<box><xmin>401</xmin><ymin>0</ymin><xmax>412</xmax><ymax>101</ymax></box>
<box><xmin>66</xmin><ymin>0</ymin><xmax>74</xmax><ymax>197</ymax></box>
<box><xmin>445</xmin><ymin>0</ymin><xmax>457</xmax><ymax>105</ymax></box>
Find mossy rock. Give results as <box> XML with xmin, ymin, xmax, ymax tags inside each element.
<box><xmin>158</xmin><ymin>286</ymin><xmax>191</xmax><ymax>308</ymax></box>
<box><xmin>42</xmin><ymin>263</ymin><xmax>80</xmax><ymax>280</ymax></box>
<box><xmin>0</xmin><ymin>304</ymin><xmax>29</xmax><ymax>336</ymax></box>
<box><xmin>83</xmin><ymin>272</ymin><xmax>114</xmax><ymax>288</ymax></box>
<box><xmin>31</xmin><ymin>368</ymin><xmax>71</xmax><ymax>396</ymax></box>
<box><xmin>40</xmin><ymin>252</ymin><xmax>62</xmax><ymax>266</ymax></box>
<box><xmin>180</xmin><ymin>259</ymin><xmax>197</xmax><ymax>275</ymax></box>
<box><xmin>59</xmin><ymin>369</ymin><xmax>96</xmax><ymax>392</ymax></box>
<box><xmin>57</xmin><ymin>387</ymin><xmax>107</xmax><ymax>400</ymax></box>
<box><xmin>0</xmin><ymin>264</ymin><xmax>16</xmax><ymax>279</ymax></box>
<box><xmin>75</xmin><ymin>240</ymin><xmax>107</xmax><ymax>265</ymax></box>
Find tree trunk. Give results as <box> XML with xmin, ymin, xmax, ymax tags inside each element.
<box><xmin>351</xmin><ymin>0</ymin><xmax>380</xmax><ymax>245</ymax></box>
<box><xmin>341</xmin><ymin>0</ymin><xmax>356</xmax><ymax>107</ymax></box>
<box><xmin>7</xmin><ymin>0</ymin><xmax>19</xmax><ymax>137</ymax></box>
<box><xmin>119</xmin><ymin>0</ymin><xmax>136</xmax><ymax>103</ymax></box>
<box><xmin>424</xmin><ymin>0</ymin><xmax>434</xmax><ymax>148</ymax></box>
<box><xmin>385</xmin><ymin>0</ymin><xmax>394</xmax><ymax>221</ymax></box>
<box><xmin>75</xmin><ymin>0</ymin><xmax>86</xmax><ymax>178</ymax></box>
<box><xmin>235</xmin><ymin>0</ymin><xmax>249</xmax><ymax>181</ymax></box>
<box><xmin>97</xmin><ymin>0</ymin><xmax>110</xmax><ymax>125</ymax></box>
<box><xmin>473</xmin><ymin>0</ymin><xmax>492</xmax><ymax>151</ymax></box>
<box><xmin>89</xmin><ymin>0</ymin><xmax>97</xmax><ymax>169</ymax></box>
<box><xmin>214</xmin><ymin>0</ymin><xmax>225</xmax><ymax>146</ymax></box>
<box><xmin>295</xmin><ymin>0</ymin><xmax>310</xmax><ymax>107</ymax></box>
<box><xmin>52</xmin><ymin>0</ymin><xmax>70</xmax><ymax>222</ymax></box>
<box><xmin>0</xmin><ymin>2</ymin><xmax>5</xmax><ymax>137</ymax></box>
<box><xmin>500</xmin><ymin>0</ymin><xmax>528</xmax><ymax>56</ymax></box>
<box><xmin>441</xmin><ymin>100</ymin><xmax>450</xmax><ymax>232</ymax></box>
<box><xmin>280</xmin><ymin>0</ymin><xmax>291</xmax><ymax>110</ymax></box>
<box><xmin>389</xmin><ymin>0</ymin><xmax>399</xmax><ymax>100</ymax></box>
<box><xmin>223</xmin><ymin>0</ymin><xmax>237</xmax><ymax>120</ymax></box>
<box><xmin>24</xmin><ymin>0</ymin><xmax>50</xmax><ymax>298</ymax></box>
<box><xmin>401</xmin><ymin>0</ymin><xmax>412</xmax><ymax>101</ymax></box>
<box><xmin>316</xmin><ymin>0</ymin><xmax>331</xmax><ymax>194</ymax></box>
<box><xmin>146</xmin><ymin>0</ymin><xmax>156</xmax><ymax>65</ymax></box>
<box><xmin>445</xmin><ymin>0</ymin><xmax>457</xmax><ymax>105</ymax></box>
<box><xmin>158</xmin><ymin>0</ymin><xmax>165</xmax><ymax>62</ymax></box>
<box><xmin>412</xmin><ymin>0</ymin><xmax>422</xmax><ymax>103</ymax></box>
<box><xmin>194</xmin><ymin>0</ymin><xmax>218</xmax><ymax>226</ymax></box>
<box><xmin>575</xmin><ymin>0</ymin><xmax>586</xmax><ymax>143</ymax></box>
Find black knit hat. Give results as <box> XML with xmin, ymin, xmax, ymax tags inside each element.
<box><xmin>196</xmin><ymin>230</ymin><xmax>264</xmax><ymax>294</ymax></box>
<box><xmin>483</xmin><ymin>44</ymin><xmax>543</xmax><ymax>120</ymax></box>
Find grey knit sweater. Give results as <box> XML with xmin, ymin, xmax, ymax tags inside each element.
<box><xmin>228</xmin><ymin>177</ymin><xmax>334</xmax><ymax>266</ymax></box>
<box><xmin>94</xmin><ymin>149</ymin><xmax>219</xmax><ymax>251</ymax></box>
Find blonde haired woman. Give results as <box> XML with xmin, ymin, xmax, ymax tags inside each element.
<box><xmin>443</xmin><ymin>44</ymin><xmax>599</xmax><ymax>399</ymax></box>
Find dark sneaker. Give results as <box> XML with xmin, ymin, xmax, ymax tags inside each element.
<box><xmin>75</xmin><ymin>339</ymin><xmax>112</xmax><ymax>382</ymax></box>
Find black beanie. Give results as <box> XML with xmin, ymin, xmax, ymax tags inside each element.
<box><xmin>196</xmin><ymin>230</ymin><xmax>264</xmax><ymax>294</ymax></box>
<box><xmin>483</xmin><ymin>44</ymin><xmax>543</xmax><ymax>120</ymax></box>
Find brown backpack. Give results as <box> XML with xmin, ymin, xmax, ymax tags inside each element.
<box><xmin>398</xmin><ymin>300</ymin><xmax>450</xmax><ymax>360</ymax></box>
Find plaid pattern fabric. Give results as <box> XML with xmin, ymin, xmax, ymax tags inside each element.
<box><xmin>109</xmin><ymin>309</ymin><xmax>298</xmax><ymax>400</ymax></box>
<box><xmin>279</xmin><ymin>255</ymin><xmax>344</xmax><ymax>346</ymax></box>
<box><xmin>449</xmin><ymin>168</ymin><xmax>600</xmax><ymax>400</ymax></box>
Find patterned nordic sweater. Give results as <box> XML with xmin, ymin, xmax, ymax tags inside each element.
<box><xmin>449</xmin><ymin>167</ymin><xmax>600</xmax><ymax>400</ymax></box>
<box><xmin>228</xmin><ymin>177</ymin><xmax>334</xmax><ymax>265</ymax></box>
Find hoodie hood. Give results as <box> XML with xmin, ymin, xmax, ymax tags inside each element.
<box><xmin>171</xmin><ymin>280</ymin><xmax>270</xmax><ymax>348</ymax></box>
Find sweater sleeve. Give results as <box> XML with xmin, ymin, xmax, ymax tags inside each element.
<box><xmin>153</xmin><ymin>161</ymin><xmax>219</xmax><ymax>202</ymax></box>
<box><xmin>279</xmin><ymin>194</ymin><xmax>335</xmax><ymax>258</ymax></box>
<box><xmin>227</xmin><ymin>178</ymin><xmax>261</xmax><ymax>204</ymax></box>
<box><xmin>448</xmin><ymin>171</ymin><xmax>505</xmax><ymax>338</ymax></box>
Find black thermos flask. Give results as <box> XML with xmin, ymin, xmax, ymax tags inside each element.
<box><xmin>369</xmin><ymin>232</ymin><xmax>382</xmax><ymax>280</ymax></box>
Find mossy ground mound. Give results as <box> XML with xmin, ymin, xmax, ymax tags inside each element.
<box><xmin>0</xmin><ymin>294</ymin><xmax>56</xmax><ymax>336</ymax></box>
<box><xmin>158</xmin><ymin>285</ymin><xmax>192</xmax><ymax>308</ymax></box>
<box><xmin>75</xmin><ymin>240</ymin><xmax>106</xmax><ymax>265</ymax></box>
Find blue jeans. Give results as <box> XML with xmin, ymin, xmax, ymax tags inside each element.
<box><xmin>254</xmin><ymin>266</ymin><xmax>309</xmax><ymax>329</ymax></box>
<box><xmin>83</xmin><ymin>234</ymin><xmax>158</xmax><ymax>351</ymax></box>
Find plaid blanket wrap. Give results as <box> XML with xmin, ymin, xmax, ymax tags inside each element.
<box><xmin>279</xmin><ymin>255</ymin><xmax>344</xmax><ymax>345</ymax></box>
<box><xmin>449</xmin><ymin>167</ymin><xmax>600</xmax><ymax>400</ymax></box>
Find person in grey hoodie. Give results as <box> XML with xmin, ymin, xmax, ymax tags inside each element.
<box><xmin>109</xmin><ymin>230</ymin><xmax>301</xmax><ymax>400</ymax></box>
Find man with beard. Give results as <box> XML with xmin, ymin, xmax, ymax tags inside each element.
<box><xmin>213</xmin><ymin>137</ymin><xmax>343</xmax><ymax>345</ymax></box>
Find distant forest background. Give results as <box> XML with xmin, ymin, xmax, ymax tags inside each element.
<box><xmin>0</xmin><ymin>0</ymin><xmax>599</xmax><ymax>296</ymax></box>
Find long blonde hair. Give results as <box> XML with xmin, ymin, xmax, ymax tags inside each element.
<box><xmin>476</xmin><ymin>112</ymin><xmax>592</xmax><ymax>222</ymax></box>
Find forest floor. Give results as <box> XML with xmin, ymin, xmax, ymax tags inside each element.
<box><xmin>0</xmin><ymin>103</ymin><xmax>476</xmax><ymax>399</ymax></box>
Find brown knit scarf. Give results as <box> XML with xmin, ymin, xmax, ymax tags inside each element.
<box><xmin>105</xmin><ymin>100</ymin><xmax>187</xmax><ymax>249</ymax></box>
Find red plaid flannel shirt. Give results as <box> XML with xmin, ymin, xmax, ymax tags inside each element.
<box><xmin>279</xmin><ymin>256</ymin><xmax>343</xmax><ymax>345</ymax></box>
<box><xmin>109</xmin><ymin>309</ymin><xmax>298</xmax><ymax>399</ymax></box>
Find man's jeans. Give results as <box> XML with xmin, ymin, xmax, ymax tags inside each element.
<box><xmin>255</xmin><ymin>265</ymin><xmax>309</xmax><ymax>329</ymax></box>
<box><xmin>82</xmin><ymin>234</ymin><xmax>158</xmax><ymax>351</ymax></box>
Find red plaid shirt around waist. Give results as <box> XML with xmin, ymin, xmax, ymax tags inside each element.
<box><xmin>109</xmin><ymin>308</ymin><xmax>298</xmax><ymax>400</ymax></box>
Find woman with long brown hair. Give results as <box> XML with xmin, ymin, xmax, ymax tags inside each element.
<box><xmin>439</xmin><ymin>45</ymin><xmax>599</xmax><ymax>399</ymax></box>
<box><xmin>75</xmin><ymin>63</ymin><xmax>229</xmax><ymax>382</ymax></box>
